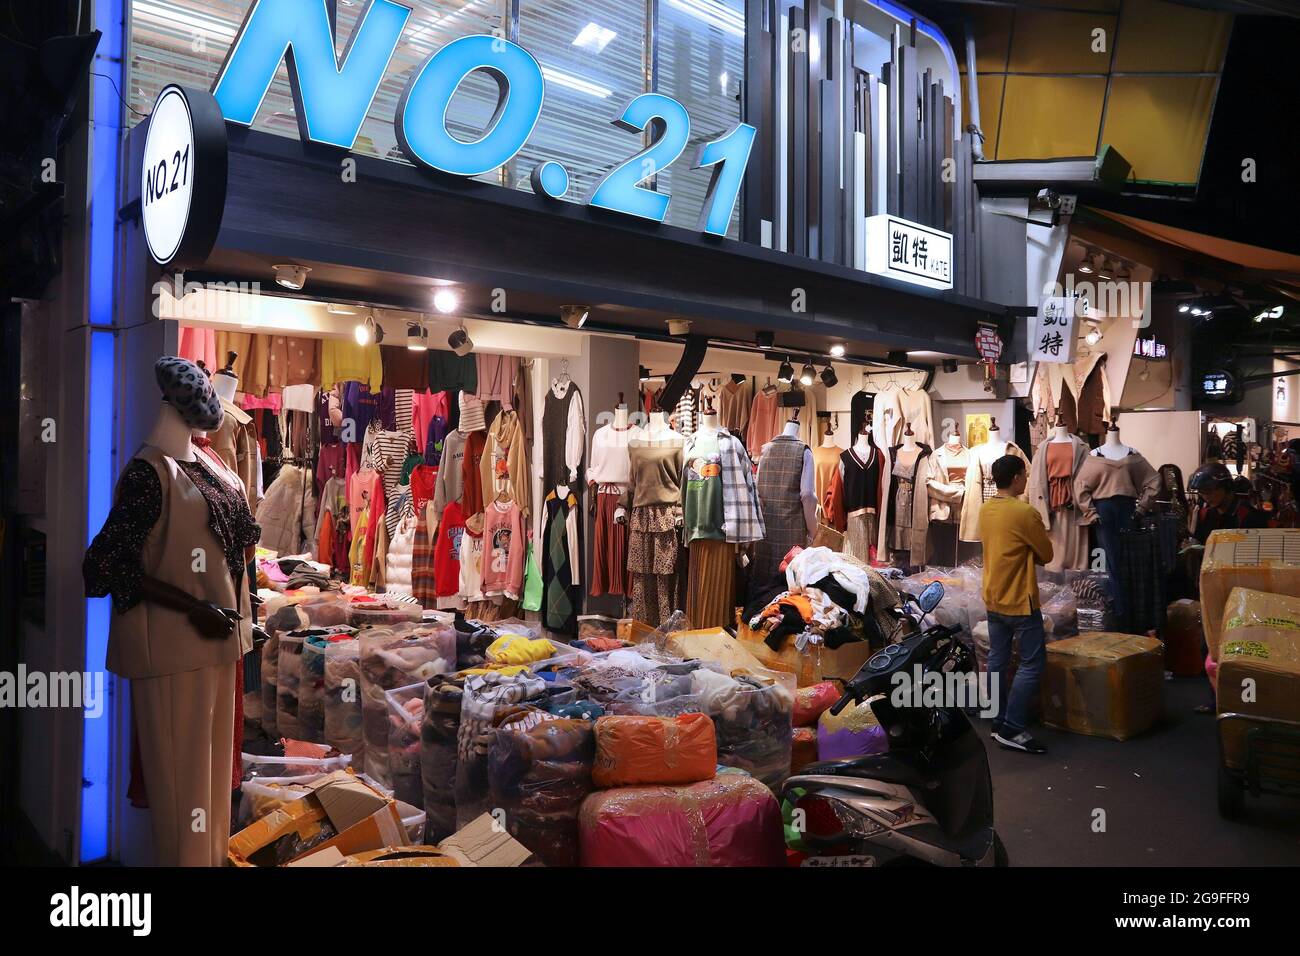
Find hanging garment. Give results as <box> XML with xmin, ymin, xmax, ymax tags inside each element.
<box><xmin>812</xmin><ymin>444</ymin><xmax>842</xmax><ymax>514</ymax></box>
<box><xmin>683</xmin><ymin>433</ymin><xmax>726</xmax><ymax>545</ymax></box>
<box><xmin>718</xmin><ymin>379</ymin><xmax>752</xmax><ymax>437</ymax></box>
<box><xmin>411</xmin><ymin>391</ymin><xmax>450</xmax><ymax>453</ymax></box>
<box><xmin>752</xmin><ymin>434</ymin><xmax>814</xmax><ymax>592</ymax></box>
<box><xmin>480</xmin><ymin>410</ymin><xmax>530</xmax><ymax>517</ymax></box>
<box><xmin>459</xmin><ymin>513</ymin><xmax>485</xmax><ymax>604</ymax></box>
<box><xmin>321</xmin><ymin>340</ymin><xmax>382</xmax><ymax>390</ymax></box>
<box><xmin>178</xmin><ymin>325</ymin><xmax>217</xmax><ymax>372</ymax></box>
<box><xmin>849</xmin><ymin>390</ymin><xmax>874</xmax><ymax>445</ymax></box>
<box><xmin>214</xmin><ymin>331</ymin><xmax>270</xmax><ymax>397</ymax></box>
<box><xmin>898</xmin><ymin>387</ymin><xmax>934</xmax><ymax>448</ymax></box>
<box><xmin>380</xmin><ymin>347</ymin><xmax>428</xmax><ymax>391</ymax></box>
<box><xmin>475</xmin><ymin>354</ymin><xmax>520</xmax><ymax>409</ymax></box>
<box><xmin>434</xmin><ymin>501</ymin><xmax>467</xmax><ymax>609</ymax></box>
<box><xmin>871</xmin><ymin>386</ymin><xmax>905</xmax><ymax>452</ymax></box>
<box><xmin>1076</xmin><ymin>356</ymin><xmax>1109</xmax><ymax>437</ymax></box>
<box><xmin>385</xmin><ymin>514</ymin><xmax>416</xmax><ymax>596</ymax></box>
<box><xmin>433</xmin><ymin>429</ymin><xmax>468</xmax><ymax>518</ymax></box>
<box><xmin>673</xmin><ymin>387</ymin><xmax>698</xmax><ymax>439</ymax></box>
<box><xmin>340</xmin><ymin>381</ymin><xmax>381</xmax><ymax>441</ymax></box>
<box><xmin>411</xmin><ymin>501</ymin><xmax>438</xmax><ymax>610</ymax></box>
<box><xmin>460</xmin><ymin>429</ymin><xmax>488</xmax><ymax>518</ymax></box>
<box><xmin>268</xmin><ymin>336</ymin><xmax>321</xmax><ymax>390</ymax></box>
<box><xmin>213</xmin><ymin>397</ymin><xmax>259</xmax><ymax>507</ymax></box>
<box><xmin>542</xmin><ymin>380</ymin><xmax>586</xmax><ymax>497</ymax></box>
<box><xmin>427</xmin><ymin>352</ymin><xmax>477</xmax><ymax>394</ymax></box>
<box><xmin>590</xmin><ymin>488</ymin><xmax>629</xmax><ymax>598</ymax></box>
<box><xmin>1027</xmin><ymin>435</ymin><xmax>1091</xmax><ymax>572</ymax></box>
<box><xmin>687</xmin><ymin>538</ymin><xmax>737</xmax><ymax>629</ymax></box>
<box><xmin>887</xmin><ymin>444</ymin><xmax>933</xmax><ymax>562</ymax></box>
<box><xmin>628</xmin><ymin>503</ymin><xmax>685</xmax><ymax>627</ymax></box>
<box><xmin>927</xmin><ymin>443</ymin><xmax>968</xmax><ymax>523</ymax></box>
<box><xmin>542</xmin><ymin>487</ymin><xmax>582</xmax><ymax>634</ymax></box>
<box><xmin>482</xmin><ymin>500</ymin><xmax>526</xmax><ymax>601</ymax></box>
<box><xmin>370</xmin><ymin>429</ymin><xmax>416</xmax><ymax>535</ymax></box>
<box><xmin>256</xmin><ymin>463</ymin><xmax>317</xmax><ymax>557</ymax></box>
<box><xmin>746</xmin><ymin>387</ymin><xmax>781</xmax><ymax>452</ymax></box>
<box><xmin>958</xmin><ymin>440</ymin><xmax>1030</xmax><ymax>542</ymax></box>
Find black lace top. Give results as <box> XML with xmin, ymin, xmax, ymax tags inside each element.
<box><xmin>83</xmin><ymin>455</ymin><xmax>261</xmax><ymax>613</ymax></box>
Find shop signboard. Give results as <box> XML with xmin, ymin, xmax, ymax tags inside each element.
<box><xmin>863</xmin><ymin>214</ymin><xmax>953</xmax><ymax>290</ymax></box>
<box><xmin>140</xmin><ymin>85</ymin><xmax>228</xmax><ymax>268</ymax></box>
<box><xmin>210</xmin><ymin>0</ymin><xmax>755</xmax><ymax>237</ymax></box>
<box><xmin>1031</xmin><ymin>296</ymin><xmax>1077</xmax><ymax>364</ymax></box>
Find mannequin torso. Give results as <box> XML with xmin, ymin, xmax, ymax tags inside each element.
<box><xmin>1050</xmin><ymin>424</ymin><xmax>1072</xmax><ymax>443</ymax></box>
<box><xmin>146</xmin><ymin>403</ymin><xmax>198</xmax><ymax>462</ymax></box>
<box><xmin>983</xmin><ymin>428</ymin><xmax>1008</xmax><ymax>459</ymax></box>
<box><xmin>1096</xmin><ymin>428</ymin><xmax>1132</xmax><ymax>459</ymax></box>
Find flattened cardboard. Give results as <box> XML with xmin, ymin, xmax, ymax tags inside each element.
<box><xmin>438</xmin><ymin>813</ymin><xmax>533</xmax><ymax>867</ymax></box>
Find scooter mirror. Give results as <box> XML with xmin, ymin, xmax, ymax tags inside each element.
<box><xmin>918</xmin><ymin>581</ymin><xmax>945</xmax><ymax>614</ymax></box>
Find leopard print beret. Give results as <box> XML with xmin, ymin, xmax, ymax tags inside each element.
<box><xmin>154</xmin><ymin>356</ymin><xmax>224</xmax><ymax>431</ymax></box>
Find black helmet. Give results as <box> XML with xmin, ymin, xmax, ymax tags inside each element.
<box><xmin>1232</xmin><ymin>475</ymin><xmax>1252</xmax><ymax>497</ymax></box>
<box><xmin>1189</xmin><ymin>462</ymin><xmax>1233</xmax><ymax>493</ymax></box>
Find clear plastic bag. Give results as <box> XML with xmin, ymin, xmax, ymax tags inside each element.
<box><xmin>240</xmin><ymin>749</ymin><xmax>352</xmax><ymax>780</ymax></box>
<box><xmin>385</xmin><ymin>681</ymin><xmax>426</xmax><ymax>812</ymax></box>
<box><xmin>360</xmin><ymin>624</ymin><xmax>457</xmax><ymax>789</ymax></box>
<box><xmin>259</xmin><ymin>632</ymin><xmax>279</xmax><ymax>740</ymax></box>
<box><xmin>298</xmin><ymin>635</ymin><xmax>329</xmax><ymax>744</ymax></box>
<box><xmin>421</xmin><ymin>674</ymin><xmax>465</xmax><ymax>844</ymax></box>
<box><xmin>275</xmin><ymin>633</ymin><xmax>305</xmax><ymax>741</ymax></box>
<box><xmin>323</xmin><ymin>637</ymin><xmax>364</xmax><ymax>770</ymax></box>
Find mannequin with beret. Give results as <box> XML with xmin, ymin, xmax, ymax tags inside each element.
<box><xmin>84</xmin><ymin>356</ymin><xmax>260</xmax><ymax>866</ymax></box>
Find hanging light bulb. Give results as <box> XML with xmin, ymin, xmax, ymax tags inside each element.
<box><xmin>1085</xmin><ymin>328</ymin><xmax>1102</xmax><ymax>347</ymax></box>
<box><xmin>830</xmin><ymin>344</ymin><xmax>846</xmax><ymax>358</ymax></box>
<box><xmin>354</xmin><ymin>319</ymin><xmax>371</xmax><ymax>346</ymax></box>
<box><xmin>433</xmin><ymin>288</ymin><xmax>460</xmax><ymax>314</ymax></box>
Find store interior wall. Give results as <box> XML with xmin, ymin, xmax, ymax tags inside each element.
<box><xmin>1114</xmin><ymin>410</ymin><xmax>1202</xmax><ymax>483</ymax></box>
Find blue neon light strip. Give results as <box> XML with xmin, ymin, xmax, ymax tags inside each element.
<box><xmin>82</xmin><ymin>0</ymin><xmax>123</xmax><ymax>864</ymax></box>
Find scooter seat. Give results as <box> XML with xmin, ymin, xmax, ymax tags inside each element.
<box><xmin>798</xmin><ymin>754</ymin><xmax>928</xmax><ymax>788</ymax></box>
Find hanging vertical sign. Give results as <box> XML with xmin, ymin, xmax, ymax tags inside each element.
<box><xmin>1031</xmin><ymin>296</ymin><xmax>1077</xmax><ymax>364</ymax></box>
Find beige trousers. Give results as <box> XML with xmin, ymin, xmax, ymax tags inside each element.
<box><xmin>132</xmin><ymin>664</ymin><xmax>235</xmax><ymax>866</ymax></box>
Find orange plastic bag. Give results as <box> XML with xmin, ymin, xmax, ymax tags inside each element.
<box><xmin>592</xmin><ymin>714</ymin><xmax>717</xmax><ymax>787</ymax></box>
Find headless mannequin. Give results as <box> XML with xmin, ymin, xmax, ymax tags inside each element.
<box><xmin>854</xmin><ymin>425</ymin><xmax>873</xmax><ymax>459</ymax></box>
<box><xmin>821</xmin><ymin>426</ymin><xmax>838</xmax><ymax>448</ymax></box>
<box><xmin>984</xmin><ymin>419</ymin><xmax>1008</xmax><ymax>459</ymax></box>
<box><xmin>946</xmin><ymin>432</ymin><xmax>963</xmax><ymax>452</ymax></box>
<box><xmin>783</xmin><ymin>417</ymin><xmax>802</xmax><ymax>439</ymax></box>
<box><xmin>617</xmin><ymin>410</ymin><xmax>684</xmax><ymax>525</ymax></box>
<box><xmin>1097</xmin><ymin>423</ymin><xmax>1132</xmax><ymax>460</ymax></box>
<box><xmin>147</xmin><ymin>402</ymin><xmax>198</xmax><ymax>462</ymax></box>
<box><xmin>697</xmin><ymin>412</ymin><xmax>720</xmax><ymax>438</ymax></box>
<box><xmin>1050</xmin><ymin>424</ymin><xmax>1072</xmax><ymax>442</ymax></box>
<box><xmin>212</xmin><ymin>368</ymin><xmax>238</xmax><ymax>404</ymax></box>
<box><xmin>614</xmin><ymin>403</ymin><xmax>629</xmax><ymax>430</ymax></box>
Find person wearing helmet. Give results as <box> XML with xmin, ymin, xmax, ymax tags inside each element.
<box><xmin>1189</xmin><ymin>462</ymin><xmax>1266</xmax><ymax>545</ymax></box>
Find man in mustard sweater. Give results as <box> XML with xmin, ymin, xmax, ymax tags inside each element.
<box><xmin>981</xmin><ymin>455</ymin><xmax>1054</xmax><ymax>754</ymax></box>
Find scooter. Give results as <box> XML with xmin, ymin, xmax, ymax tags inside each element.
<box><xmin>781</xmin><ymin>582</ymin><xmax>1007</xmax><ymax>867</ymax></box>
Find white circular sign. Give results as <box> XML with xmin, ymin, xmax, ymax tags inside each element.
<box><xmin>141</xmin><ymin>86</ymin><xmax>196</xmax><ymax>266</ymax></box>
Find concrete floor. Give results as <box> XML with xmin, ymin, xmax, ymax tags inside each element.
<box><xmin>980</xmin><ymin>678</ymin><xmax>1300</xmax><ymax>866</ymax></box>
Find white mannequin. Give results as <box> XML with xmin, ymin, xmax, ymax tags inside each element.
<box><xmin>212</xmin><ymin>369</ymin><xmax>238</xmax><ymax>404</ymax></box>
<box><xmin>782</xmin><ymin>417</ymin><xmax>802</xmax><ymax>438</ymax></box>
<box><xmin>984</xmin><ymin>420</ymin><xmax>1008</xmax><ymax>458</ymax></box>
<box><xmin>697</xmin><ymin>412</ymin><xmax>720</xmax><ymax>435</ymax></box>
<box><xmin>145</xmin><ymin>402</ymin><xmax>198</xmax><ymax>462</ymax></box>
<box><xmin>1097</xmin><ymin>424</ymin><xmax>1132</xmax><ymax>460</ymax></box>
<box><xmin>614</xmin><ymin>403</ymin><xmax>629</xmax><ymax>429</ymax></box>
<box><xmin>645</xmin><ymin>410</ymin><xmax>678</xmax><ymax>439</ymax></box>
<box><xmin>854</xmin><ymin>426</ymin><xmax>872</xmax><ymax>458</ymax></box>
<box><xmin>1050</xmin><ymin>424</ymin><xmax>1072</xmax><ymax>443</ymax></box>
<box><xmin>821</xmin><ymin>429</ymin><xmax>838</xmax><ymax>448</ymax></box>
<box><xmin>946</xmin><ymin>432</ymin><xmax>962</xmax><ymax>450</ymax></box>
<box><xmin>900</xmin><ymin>426</ymin><xmax>919</xmax><ymax>452</ymax></box>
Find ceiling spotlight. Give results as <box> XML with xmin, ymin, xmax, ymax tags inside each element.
<box><xmin>561</xmin><ymin>304</ymin><xmax>590</xmax><ymax>330</ymax></box>
<box><xmin>273</xmin><ymin>264</ymin><xmax>310</xmax><ymax>290</ymax></box>
<box><xmin>1178</xmin><ymin>304</ymin><xmax>1190</xmax><ymax>313</ymax></box>
<box><xmin>433</xmin><ymin>288</ymin><xmax>460</xmax><ymax>314</ymax></box>
<box><xmin>326</xmin><ymin>302</ymin><xmax>358</xmax><ymax>316</ymax></box>
<box><xmin>820</xmin><ymin>365</ymin><xmax>838</xmax><ymax>388</ymax></box>
<box><xmin>1077</xmin><ymin>257</ymin><xmax>1094</xmax><ymax>275</ymax></box>
<box><xmin>1096</xmin><ymin>258</ymin><xmax>1114</xmax><ymax>281</ymax></box>
<box><xmin>942</xmin><ymin>359</ymin><xmax>958</xmax><ymax>374</ymax></box>
<box><xmin>800</xmin><ymin>362</ymin><xmax>816</xmax><ymax>387</ymax></box>
<box><xmin>777</xmin><ymin>358</ymin><xmax>794</xmax><ymax>384</ymax></box>
<box><xmin>667</xmin><ymin>318</ymin><xmax>692</xmax><ymax>336</ymax></box>
<box><xmin>406</xmin><ymin>321</ymin><xmax>428</xmax><ymax>351</ymax></box>
<box><xmin>830</xmin><ymin>344</ymin><xmax>846</xmax><ymax>358</ymax></box>
<box><xmin>756</xmin><ymin>330</ymin><xmax>775</xmax><ymax>350</ymax></box>
<box><xmin>354</xmin><ymin>313</ymin><xmax>383</xmax><ymax>346</ymax></box>
<box><xmin>448</xmin><ymin>326</ymin><xmax>473</xmax><ymax>357</ymax></box>
<box><xmin>1085</xmin><ymin>328</ymin><xmax>1102</xmax><ymax>347</ymax></box>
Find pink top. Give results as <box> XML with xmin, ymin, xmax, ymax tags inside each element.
<box><xmin>412</xmin><ymin>390</ymin><xmax>451</xmax><ymax>453</ymax></box>
<box><xmin>476</xmin><ymin>355</ymin><xmax>520</xmax><ymax>410</ymax></box>
<box><xmin>481</xmin><ymin>500</ymin><xmax>526</xmax><ymax>600</ymax></box>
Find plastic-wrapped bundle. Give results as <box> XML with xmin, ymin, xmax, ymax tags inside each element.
<box><xmin>235</xmin><ymin>776</ymin><xmax>315</xmax><ymax>831</ymax></box>
<box><xmin>420</xmin><ymin>675</ymin><xmax>465</xmax><ymax>844</ymax></box>
<box><xmin>323</xmin><ymin>637</ymin><xmax>364</xmax><ymax>769</ymax></box>
<box><xmin>690</xmin><ymin>666</ymin><xmax>794</xmax><ymax>791</ymax></box>
<box><xmin>347</xmin><ymin>597</ymin><xmax>424</xmax><ymax>628</ymax></box>
<box><xmin>817</xmin><ymin>697</ymin><xmax>888</xmax><ymax>759</ymax></box>
<box><xmin>276</xmin><ymin>633</ymin><xmax>305</xmax><ymax>741</ymax></box>
<box><xmin>385</xmin><ymin>682</ymin><xmax>426</xmax><ymax>811</ymax></box>
<box><xmin>240</xmin><ymin>749</ymin><xmax>352</xmax><ymax>780</ymax></box>
<box><xmin>487</xmin><ymin>709</ymin><xmax>595</xmax><ymax>867</ymax></box>
<box><xmin>242</xmin><ymin>643</ymin><xmax>263</xmax><ymax>742</ymax></box>
<box><xmin>298</xmin><ymin>634</ymin><xmax>333</xmax><ymax>744</ymax></box>
<box><xmin>455</xmin><ymin>670</ymin><xmax>551</xmax><ymax>828</ymax></box>
<box><xmin>1040</xmin><ymin>584</ymin><xmax>1078</xmax><ymax>640</ymax></box>
<box><xmin>260</xmin><ymin>632</ymin><xmax>279</xmax><ymax>740</ymax></box>
<box><xmin>578</xmin><ymin>773</ymin><xmax>785</xmax><ymax>867</ymax></box>
<box><xmin>1067</xmin><ymin>570</ymin><xmax>1112</xmax><ymax>633</ymax></box>
<box><xmin>360</xmin><ymin>624</ymin><xmax>457</xmax><ymax>788</ymax></box>
<box><xmin>592</xmin><ymin>713</ymin><xmax>717</xmax><ymax>787</ymax></box>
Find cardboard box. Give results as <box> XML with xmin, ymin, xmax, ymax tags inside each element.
<box><xmin>1040</xmin><ymin>633</ymin><xmax>1164</xmax><ymax>741</ymax></box>
<box><xmin>735</xmin><ymin>622</ymin><xmax>874</xmax><ymax>687</ymax></box>
<box><xmin>1217</xmin><ymin>595</ymin><xmax>1300</xmax><ymax>771</ymax></box>
<box><xmin>229</xmin><ymin>771</ymin><xmax>405</xmax><ymax>866</ymax></box>
<box><xmin>437</xmin><ymin>812</ymin><xmax>533</xmax><ymax>867</ymax></box>
<box><xmin>667</xmin><ymin>628</ymin><xmax>768</xmax><ymax>674</ymax></box>
<box><xmin>1200</xmin><ymin>528</ymin><xmax>1300</xmax><ymax>659</ymax></box>
<box><xmin>617</xmin><ymin>618</ymin><xmax>657</xmax><ymax>645</ymax></box>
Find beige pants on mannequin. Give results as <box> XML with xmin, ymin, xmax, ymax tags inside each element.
<box><xmin>132</xmin><ymin>664</ymin><xmax>235</xmax><ymax>866</ymax></box>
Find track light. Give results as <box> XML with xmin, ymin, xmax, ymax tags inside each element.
<box><xmin>326</xmin><ymin>302</ymin><xmax>358</xmax><ymax>316</ymax></box>
<box><xmin>800</xmin><ymin>362</ymin><xmax>816</xmax><ymax>386</ymax></box>
<box><xmin>273</xmin><ymin>264</ymin><xmax>310</xmax><ymax>290</ymax></box>
<box><xmin>562</xmin><ymin>305</ymin><xmax>590</xmax><ymax>329</ymax></box>
<box><xmin>756</xmin><ymin>331</ymin><xmax>775</xmax><ymax>350</ymax></box>
<box><xmin>942</xmin><ymin>359</ymin><xmax>958</xmax><ymax>374</ymax></box>
<box><xmin>433</xmin><ymin>288</ymin><xmax>460</xmax><ymax>314</ymax></box>
<box><xmin>777</xmin><ymin>358</ymin><xmax>794</xmax><ymax>384</ymax></box>
<box><xmin>448</xmin><ymin>326</ymin><xmax>473</xmax><ymax>356</ymax></box>
<box><xmin>830</xmin><ymin>344</ymin><xmax>846</xmax><ymax>358</ymax></box>
<box><xmin>820</xmin><ymin>365</ymin><xmax>838</xmax><ymax>388</ymax></box>
<box><xmin>1085</xmin><ymin>328</ymin><xmax>1102</xmax><ymax>347</ymax></box>
<box><xmin>1178</xmin><ymin>304</ymin><xmax>1190</xmax><ymax>313</ymax></box>
<box><xmin>354</xmin><ymin>313</ymin><xmax>383</xmax><ymax>346</ymax></box>
<box><xmin>667</xmin><ymin>318</ymin><xmax>692</xmax><ymax>335</ymax></box>
<box><xmin>407</xmin><ymin>322</ymin><xmax>428</xmax><ymax>351</ymax></box>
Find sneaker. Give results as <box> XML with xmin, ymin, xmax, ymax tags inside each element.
<box><xmin>989</xmin><ymin>719</ymin><xmax>1004</xmax><ymax>739</ymax></box>
<box><xmin>992</xmin><ymin>728</ymin><xmax>1048</xmax><ymax>754</ymax></box>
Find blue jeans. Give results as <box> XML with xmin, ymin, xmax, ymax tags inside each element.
<box><xmin>1094</xmin><ymin>495</ymin><xmax>1136</xmax><ymax>626</ymax></box>
<box><xmin>986</xmin><ymin>609</ymin><xmax>1047</xmax><ymax>733</ymax></box>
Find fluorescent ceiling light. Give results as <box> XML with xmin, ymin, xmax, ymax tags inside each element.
<box><xmin>541</xmin><ymin>66</ymin><xmax>612</xmax><ymax>99</ymax></box>
<box><xmin>666</xmin><ymin>0</ymin><xmax>745</xmax><ymax>37</ymax></box>
<box><xmin>133</xmin><ymin>1</ymin><xmax>238</xmax><ymax>39</ymax></box>
<box><xmin>573</xmin><ymin>22</ymin><xmax>617</xmax><ymax>53</ymax></box>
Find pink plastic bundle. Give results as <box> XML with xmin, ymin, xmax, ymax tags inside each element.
<box><xmin>578</xmin><ymin>773</ymin><xmax>785</xmax><ymax>867</ymax></box>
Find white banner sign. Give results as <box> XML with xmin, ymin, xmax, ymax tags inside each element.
<box><xmin>1032</xmin><ymin>296</ymin><xmax>1077</xmax><ymax>364</ymax></box>
<box><xmin>865</xmin><ymin>214</ymin><xmax>953</xmax><ymax>290</ymax></box>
